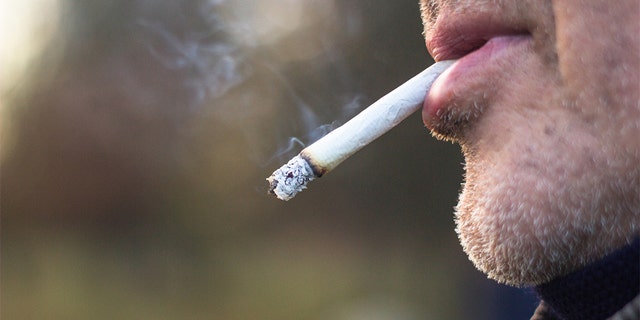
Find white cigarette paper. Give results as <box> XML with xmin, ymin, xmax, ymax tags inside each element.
<box><xmin>267</xmin><ymin>60</ymin><xmax>455</xmax><ymax>201</ymax></box>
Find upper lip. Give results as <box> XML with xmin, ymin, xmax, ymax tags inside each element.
<box><xmin>425</xmin><ymin>11</ymin><xmax>529</xmax><ymax>61</ymax></box>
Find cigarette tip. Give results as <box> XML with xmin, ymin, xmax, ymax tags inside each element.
<box><xmin>267</xmin><ymin>155</ymin><xmax>317</xmax><ymax>201</ymax></box>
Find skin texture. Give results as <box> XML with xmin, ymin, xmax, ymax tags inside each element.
<box><xmin>420</xmin><ymin>0</ymin><xmax>640</xmax><ymax>286</ymax></box>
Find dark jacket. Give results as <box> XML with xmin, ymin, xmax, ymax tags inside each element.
<box><xmin>531</xmin><ymin>296</ymin><xmax>640</xmax><ymax>320</ymax></box>
<box><xmin>531</xmin><ymin>238</ymin><xmax>639</xmax><ymax>320</ymax></box>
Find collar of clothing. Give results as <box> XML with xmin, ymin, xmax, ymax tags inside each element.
<box><xmin>532</xmin><ymin>237</ymin><xmax>639</xmax><ymax>320</ymax></box>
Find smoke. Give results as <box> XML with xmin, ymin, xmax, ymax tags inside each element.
<box><xmin>137</xmin><ymin>0</ymin><xmax>364</xmax><ymax>166</ymax></box>
<box><xmin>137</xmin><ymin>0</ymin><xmax>250</xmax><ymax>107</ymax></box>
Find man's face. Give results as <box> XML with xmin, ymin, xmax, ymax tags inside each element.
<box><xmin>420</xmin><ymin>0</ymin><xmax>639</xmax><ymax>286</ymax></box>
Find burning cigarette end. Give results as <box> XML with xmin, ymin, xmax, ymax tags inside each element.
<box><xmin>267</xmin><ymin>60</ymin><xmax>455</xmax><ymax>201</ymax></box>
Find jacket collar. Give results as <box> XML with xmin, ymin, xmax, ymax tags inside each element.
<box><xmin>533</xmin><ymin>237</ymin><xmax>639</xmax><ymax>320</ymax></box>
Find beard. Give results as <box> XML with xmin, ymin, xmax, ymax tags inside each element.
<box><xmin>454</xmin><ymin>99</ymin><xmax>640</xmax><ymax>286</ymax></box>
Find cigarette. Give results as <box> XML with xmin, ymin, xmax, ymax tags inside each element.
<box><xmin>267</xmin><ymin>60</ymin><xmax>455</xmax><ymax>201</ymax></box>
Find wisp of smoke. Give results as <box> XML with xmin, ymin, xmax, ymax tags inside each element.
<box><xmin>138</xmin><ymin>16</ymin><xmax>248</xmax><ymax>107</ymax></box>
<box><xmin>137</xmin><ymin>0</ymin><xmax>363</xmax><ymax>172</ymax></box>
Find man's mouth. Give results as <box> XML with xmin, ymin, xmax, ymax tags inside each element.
<box><xmin>422</xmin><ymin>10</ymin><xmax>532</xmax><ymax>140</ymax></box>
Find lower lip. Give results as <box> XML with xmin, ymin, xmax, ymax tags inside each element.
<box><xmin>423</xmin><ymin>35</ymin><xmax>531</xmax><ymax>121</ymax></box>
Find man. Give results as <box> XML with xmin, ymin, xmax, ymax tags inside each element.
<box><xmin>419</xmin><ymin>1</ymin><xmax>639</xmax><ymax>319</ymax></box>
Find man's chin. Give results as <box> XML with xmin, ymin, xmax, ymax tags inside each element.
<box><xmin>454</xmin><ymin>184</ymin><xmax>558</xmax><ymax>287</ymax></box>
<box><xmin>454</xmin><ymin>165</ymin><xmax>640</xmax><ymax>287</ymax></box>
<box><xmin>454</xmin><ymin>162</ymin><xmax>588</xmax><ymax>287</ymax></box>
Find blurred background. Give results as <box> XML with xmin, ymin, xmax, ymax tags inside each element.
<box><xmin>1</xmin><ymin>1</ymin><xmax>539</xmax><ymax>319</ymax></box>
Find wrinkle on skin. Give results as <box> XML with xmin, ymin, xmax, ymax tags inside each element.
<box><xmin>420</xmin><ymin>0</ymin><xmax>640</xmax><ymax>286</ymax></box>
